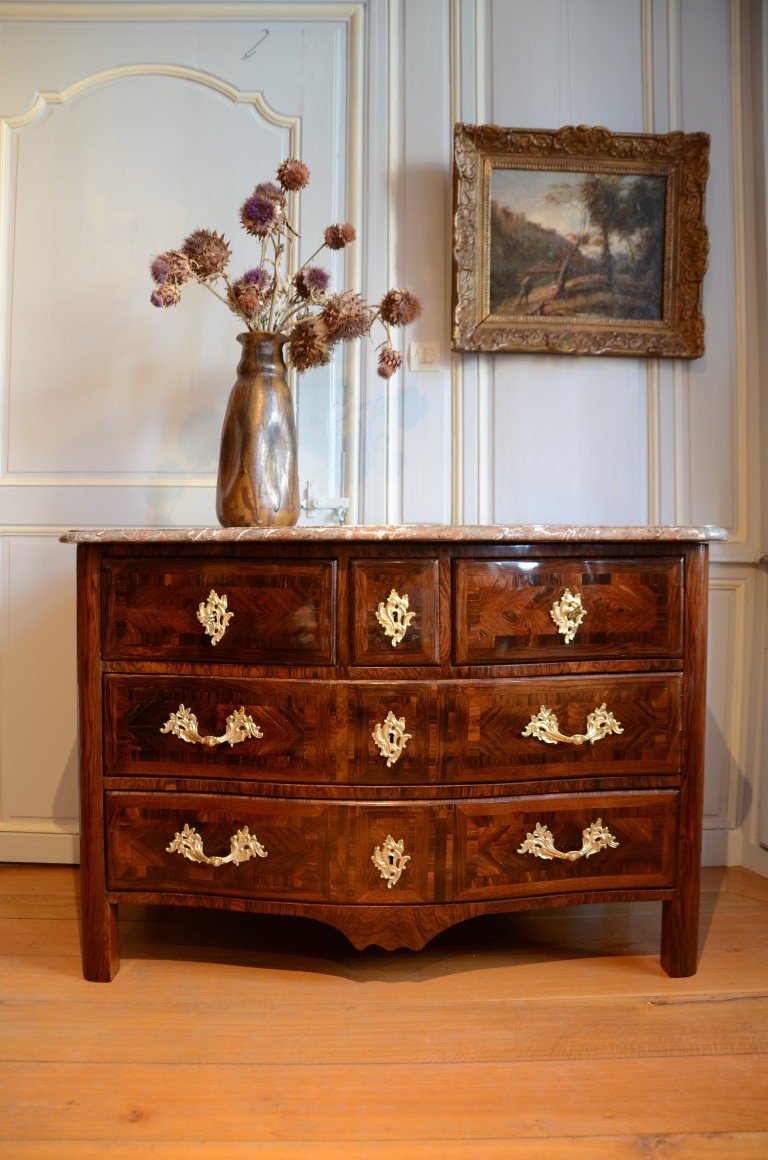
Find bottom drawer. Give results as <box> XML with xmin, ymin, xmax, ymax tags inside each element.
<box><xmin>105</xmin><ymin>794</ymin><xmax>445</xmax><ymax>905</ymax></box>
<box><xmin>453</xmin><ymin>791</ymin><xmax>678</xmax><ymax>901</ymax></box>
<box><xmin>105</xmin><ymin>790</ymin><xmax>677</xmax><ymax>906</ymax></box>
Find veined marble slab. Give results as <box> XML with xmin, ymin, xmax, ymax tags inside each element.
<box><xmin>60</xmin><ymin>524</ymin><xmax>727</xmax><ymax>543</ymax></box>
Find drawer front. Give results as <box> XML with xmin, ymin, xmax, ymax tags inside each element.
<box><xmin>105</xmin><ymin>676</ymin><xmax>338</xmax><ymax>781</ymax></box>
<box><xmin>106</xmin><ymin>794</ymin><xmax>334</xmax><ymax>901</ymax></box>
<box><xmin>454</xmin><ymin>557</ymin><xmax>683</xmax><ymax>663</ymax></box>
<box><xmin>102</xmin><ymin>558</ymin><xmax>336</xmax><ymax>664</ymax></box>
<box><xmin>105</xmin><ymin>793</ymin><xmax>444</xmax><ymax>905</ymax></box>
<box><xmin>453</xmin><ymin>790</ymin><xmax>678</xmax><ymax>901</ymax></box>
<box><xmin>443</xmin><ymin>675</ymin><xmax>681</xmax><ymax>783</ymax></box>
<box><xmin>350</xmin><ymin>804</ymin><xmax>446</xmax><ymax>903</ymax></box>
<box><xmin>350</xmin><ymin>559</ymin><xmax>439</xmax><ymax>665</ymax></box>
<box><xmin>345</xmin><ymin>682</ymin><xmax>436</xmax><ymax>784</ymax></box>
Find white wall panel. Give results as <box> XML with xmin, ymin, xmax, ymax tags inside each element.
<box><xmin>485</xmin><ymin>0</ymin><xmax>650</xmax><ymax>527</ymax></box>
<box><xmin>0</xmin><ymin>536</ymin><xmax>78</xmax><ymax>859</ymax></box>
<box><xmin>681</xmin><ymin>0</ymin><xmax>740</xmax><ymax>536</ymax></box>
<box><xmin>704</xmin><ymin>579</ymin><xmax>746</xmax><ymax>830</ymax></box>
<box><xmin>400</xmin><ymin>0</ymin><xmax>453</xmax><ymax>524</ymax></box>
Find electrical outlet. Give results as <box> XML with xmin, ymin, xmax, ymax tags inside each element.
<box><xmin>408</xmin><ymin>341</ymin><xmax>441</xmax><ymax>371</ymax></box>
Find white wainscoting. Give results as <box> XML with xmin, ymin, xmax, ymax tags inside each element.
<box><xmin>0</xmin><ymin>0</ymin><xmax>764</xmax><ymax>870</ymax></box>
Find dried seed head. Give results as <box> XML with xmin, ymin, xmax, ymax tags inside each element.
<box><xmin>377</xmin><ymin>347</ymin><xmax>403</xmax><ymax>379</ymax></box>
<box><xmin>379</xmin><ymin>287</ymin><xmax>422</xmax><ymax>326</ymax></box>
<box><xmin>321</xmin><ymin>290</ymin><xmax>373</xmax><ymax>342</ymax></box>
<box><xmin>240</xmin><ymin>194</ymin><xmax>283</xmax><ymax>238</ymax></box>
<box><xmin>150</xmin><ymin>282</ymin><xmax>182</xmax><ymax>308</ymax></box>
<box><xmin>286</xmin><ymin>316</ymin><xmax>333</xmax><ymax>372</ymax></box>
<box><xmin>323</xmin><ymin>221</ymin><xmax>356</xmax><ymax>250</ymax></box>
<box><xmin>277</xmin><ymin>157</ymin><xmax>310</xmax><ymax>191</ymax></box>
<box><xmin>180</xmin><ymin>229</ymin><xmax>231</xmax><ymax>279</ymax></box>
<box><xmin>293</xmin><ymin>265</ymin><xmax>331</xmax><ymax>300</ymax></box>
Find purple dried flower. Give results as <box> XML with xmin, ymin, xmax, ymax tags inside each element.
<box><xmin>150</xmin><ymin>250</ymin><xmax>191</xmax><ymax>286</ymax></box>
<box><xmin>150</xmin><ymin>282</ymin><xmax>181</xmax><ymax>308</ymax></box>
<box><xmin>294</xmin><ymin>265</ymin><xmax>331</xmax><ymax>300</ymax></box>
<box><xmin>150</xmin><ymin>257</ymin><xmax>171</xmax><ymax>285</ymax></box>
<box><xmin>228</xmin><ymin>269</ymin><xmax>272</xmax><ymax>319</ymax></box>
<box><xmin>240</xmin><ymin>194</ymin><xmax>283</xmax><ymax>238</ymax></box>
<box><xmin>242</xmin><ymin>267</ymin><xmax>272</xmax><ymax>290</ymax></box>
<box><xmin>277</xmin><ymin>157</ymin><xmax>310</xmax><ymax>191</ymax></box>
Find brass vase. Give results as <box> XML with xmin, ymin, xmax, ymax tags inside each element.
<box><xmin>216</xmin><ymin>331</ymin><xmax>300</xmax><ymax>527</ymax></box>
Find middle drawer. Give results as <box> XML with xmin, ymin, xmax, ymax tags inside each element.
<box><xmin>105</xmin><ymin>674</ymin><xmax>681</xmax><ymax>785</ymax></box>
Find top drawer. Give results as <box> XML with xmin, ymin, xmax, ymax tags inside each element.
<box><xmin>454</xmin><ymin>557</ymin><xmax>683</xmax><ymax>664</ymax></box>
<box><xmin>102</xmin><ymin>558</ymin><xmax>336</xmax><ymax>664</ymax></box>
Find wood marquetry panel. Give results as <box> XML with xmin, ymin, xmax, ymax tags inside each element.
<box><xmin>443</xmin><ymin>675</ymin><xmax>682</xmax><ymax>782</ymax></box>
<box><xmin>104</xmin><ymin>676</ymin><xmax>338</xmax><ymax>781</ymax></box>
<box><xmin>350</xmin><ymin>558</ymin><xmax>440</xmax><ymax>665</ymax></box>
<box><xmin>106</xmin><ymin>793</ymin><xmax>333</xmax><ymax>901</ymax></box>
<box><xmin>349</xmin><ymin>804</ymin><xmax>447</xmax><ymax>904</ymax></box>
<box><xmin>102</xmin><ymin>558</ymin><xmax>336</xmax><ymax>664</ymax></box>
<box><xmin>345</xmin><ymin>682</ymin><xmax>437</xmax><ymax>784</ymax></box>
<box><xmin>453</xmin><ymin>557</ymin><xmax>684</xmax><ymax>663</ymax></box>
<box><xmin>453</xmin><ymin>791</ymin><xmax>678</xmax><ymax>901</ymax></box>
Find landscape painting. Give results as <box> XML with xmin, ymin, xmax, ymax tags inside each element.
<box><xmin>489</xmin><ymin>167</ymin><xmax>667</xmax><ymax>321</ymax></box>
<box><xmin>452</xmin><ymin>123</ymin><xmax>710</xmax><ymax>358</ymax></box>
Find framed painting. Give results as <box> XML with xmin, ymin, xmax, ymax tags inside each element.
<box><xmin>452</xmin><ymin>123</ymin><xmax>710</xmax><ymax>358</ymax></box>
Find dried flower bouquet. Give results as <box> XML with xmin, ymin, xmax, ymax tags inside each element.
<box><xmin>150</xmin><ymin>157</ymin><xmax>421</xmax><ymax>379</ymax></box>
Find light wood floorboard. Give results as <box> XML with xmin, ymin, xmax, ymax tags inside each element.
<box><xmin>0</xmin><ymin>865</ymin><xmax>766</xmax><ymax>1155</ymax></box>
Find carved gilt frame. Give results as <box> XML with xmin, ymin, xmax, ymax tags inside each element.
<box><xmin>452</xmin><ymin>123</ymin><xmax>710</xmax><ymax>358</ymax></box>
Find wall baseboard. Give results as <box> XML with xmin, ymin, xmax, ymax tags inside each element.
<box><xmin>0</xmin><ymin>831</ymin><xmax>79</xmax><ymax>864</ymax></box>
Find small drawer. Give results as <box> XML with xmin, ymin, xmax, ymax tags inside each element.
<box><xmin>350</xmin><ymin>558</ymin><xmax>439</xmax><ymax>665</ymax></box>
<box><xmin>106</xmin><ymin>793</ymin><xmax>334</xmax><ymax>901</ymax></box>
<box><xmin>102</xmin><ymin>557</ymin><xmax>336</xmax><ymax>664</ymax></box>
<box><xmin>104</xmin><ymin>676</ymin><xmax>339</xmax><ymax>782</ymax></box>
<box><xmin>345</xmin><ymin>682</ymin><xmax>436</xmax><ymax>784</ymax></box>
<box><xmin>453</xmin><ymin>790</ymin><xmax>678</xmax><ymax>901</ymax></box>
<box><xmin>453</xmin><ymin>557</ymin><xmax>683</xmax><ymax>664</ymax></box>
<box><xmin>443</xmin><ymin>674</ymin><xmax>682</xmax><ymax>783</ymax></box>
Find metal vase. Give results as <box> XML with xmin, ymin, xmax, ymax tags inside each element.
<box><xmin>215</xmin><ymin>331</ymin><xmax>299</xmax><ymax>527</ymax></box>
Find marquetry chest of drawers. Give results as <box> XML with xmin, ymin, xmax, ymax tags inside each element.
<box><xmin>62</xmin><ymin>524</ymin><xmax>724</xmax><ymax>981</ymax></box>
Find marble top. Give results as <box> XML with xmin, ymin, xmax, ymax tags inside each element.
<box><xmin>60</xmin><ymin>524</ymin><xmax>727</xmax><ymax>544</ymax></box>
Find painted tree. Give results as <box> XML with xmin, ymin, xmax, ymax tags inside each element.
<box><xmin>580</xmin><ymin>174</ymin><xmax>625</xmax><ymax>290</ymax></box>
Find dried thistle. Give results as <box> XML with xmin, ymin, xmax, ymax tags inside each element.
<box><xmin>377</xmin><ymin>347</ymin><xmax>403</xmax><ymax>379</ymax></box>
<box><xmin>277</xmin><ymin>158</ymin><xmax>310</xmax><ymax>191</ymax></box>
<box><xmin>293</xmin><ymin>266</ymin><xmax>331</xmax><ymax>300</ymax></box>
<box><xmin>150</xmin><ymin>282</ymin><xmax>182</xmax><ymax>308</ymax></box>
<box><xmin>253</xmin><ymin>181</ymin><xmax>283</xmax><ymax>201</ymax></box>
<box><xmin>151</xmin><ymin>250</ymin><xmax>191</xmax><ymax>285</ymax></box>
<box><xmin>324</xmin><ymin>221</ymin><xmax>356</xmax><ymax>250</ymax></box>
<box><xmin>181</xmin><ymin>230</ymin><xmax>231</xmax><ymax>279</ymax></box>
<box><xmin>286</xmin><ymin>316</ymin><xmax>333</xmax><ymax>372</ymax></box>
<box><xmin>228</xmin><ymin>279</ymin><xmax>265</xmax><ymax>320</ymax></box>
<box><xmin>379</xmin><ymin>287</ymin><xmax>422</xmax><ymax>326</ymax></box>
<box><xmin>322</xmin><ymin>291</ymin><xmax>373</xmax><ymax>342</ymax></box>
<box><xmin>240</xmin><ymin>194</ymin><xmax>283</xmax><ymax>238</ymax></box>
<box><xmin>149</xmin><ymin>158</ymin><xmax>419</xmax><ymax>382</ymax></box>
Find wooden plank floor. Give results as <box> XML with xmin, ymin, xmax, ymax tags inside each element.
<box><xmin>1</xmin><ymin>866</ymin><xmax>767</xmax><ymax>1158</ymax></box>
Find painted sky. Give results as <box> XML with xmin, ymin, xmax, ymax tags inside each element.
<box><xmin>491</xmin><ymin>169</ymin><xmax>592</xmax><ymax>235</ymax></box>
